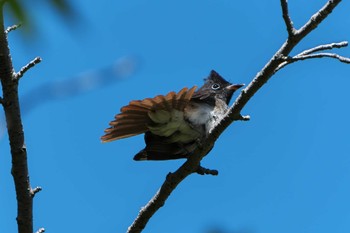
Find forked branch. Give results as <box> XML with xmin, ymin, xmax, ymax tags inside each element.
<box><xmin>127</xmin><ymin>1</ymin><xmax>348</xmax><ymax>232</ymax></box>
<box><xmin>276</xmin><ymin>41</ymin><xmax>349</xmax><ymax>71</ymax></box>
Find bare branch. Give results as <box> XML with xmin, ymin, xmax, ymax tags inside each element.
<box><xmin>35</xmin><ymin>228</ymin><xmax>45</xmax><ymax>233</ymax></box>
<box><xmin>196</xmin><ymin>165</ymin><xmax>218</xmax><ymax>176</ymax></box>
<box><xmin>298</xmin><ymin>41</ymin><xmax>348</xmax><ymax>56</ymax></box>
<box><xmin>294</xmin><ymin>52</ymin><xmax>350</xmax><ymax>63</ymax></box>
<box><xmin>128</xmin><ymin>149</ymin><xmax>217</xmax><ymax>233</ymax></box>
<box><xmin>0</xmin><ymin>6</ymin><xmax>34</xmax><ymax>233</ymax></box>
<box><xmin>275</xmin><ymin>61</ymin><xmax>289</xmax><ymax>71</ymax></box>
<box><xmin>5</xmin><ymin>23</ymin><xmax>21</xmax><ymax>34</ymax></box>
<box><xmin>0</xmin><ymin>96</ymin><xmax>3</xmax><ymax>105</ymax></box>
<box><xmin>30</xmin><ymin>186</ymin><xmax>42</xmax><ymax>198</ymax></box>
<box><xmin>276</xmin><ymin>41</ymin><xmax>350</xmax><ymax>71</ymax></box>
<box><xmin>234</xmin><ymin>114</ymin><xmax>251</xmax><ymax>121</ymax></box>
<box><xmin>280</xmin><ymin>0</ymin><xmax>296</xmax><ymax>36</ymax></box>
<box><xmin>128</xmin><ymin>0</ymin><xmax>347</xmax><ymax>232</ymax></box>
<box><xmin>15</xmin><ymin>56</ymin><xmax>42</xmax><ymax>80</ymax></box>
<box><xmin>128</xmin><ymin>173</ymin><xmax>186</xmax><ymax>233</ymax></box>
<box><xmin>296</xmin><ymin>0</ymin><xmax>342</xmax><ymax>39</ymax></box>
<box><xmin>277</xmin><ymin>52</ymin><xmax>350</xmax><ymax>71</ymax></box>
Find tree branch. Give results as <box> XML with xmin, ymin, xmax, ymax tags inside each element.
<box><xmin>5</xmin><ymin>23</ymin><xmax>21</xmax><ymax>34</ymax></box>
<box><xmin>276</xmin><ymin>41</ymin><xmax>349</xmax><ymax>71</ymax></box>
<box><xmin>296</xmin><ymin>0</ymin><xmax>341</xmax><ymax>40</ymax></box>
<box><xmin>127</xmin><ymin>1</ymin><xmax>347</xmax><ymax>232</ymax></box>
<box><xmin>293</xmin><ymin>52</ymin><xmax>350</xmax><ymax>63</ymax></box>
<box><xmin>15</xmin><ymin>56</ymin><xmax>42</xmax><ymax>80</ymax></box>
<box><xmin>196</xmin><ymin>165</ymin><xmax>219</xmax><ymax>176</ymax></box>
<box><xmin>297</xmin><ymin>41</ymin><xmax>348</xmax><ymax>56</ymax></box>
<box><xmin>234</xmin><ymin>114</ymin><xmax>251</xmax><ymax>121</ymax></box>
<box><xmin>30</xmin><ymin>186</ymin><xmax>42</xmax><ymax>198</ymax></box>
<box><xmin>0</xmin><ymin>3</ymin><xmax>36</xmax><ymax>233</ymax></box>
<box><xmin>280</xmin><ymin>0</ymin><xmax>296</xmax><ymax>36</ymax></box>
<box><xmin>35</xmin><ymin>228</ymin><xmax>45</xmax><ymax>233</ymax></box>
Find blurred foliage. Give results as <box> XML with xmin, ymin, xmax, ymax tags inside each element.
<box><xmin>3</xmin><ymin>0</ymin><xmax>76</xmax><ymax>29</ymax></box>
<box><xmin>50</xmin><ymin>0</ymin><xmax>74</xmax><ymax>15</ymax></box>
<box><xmin>5</xmin><ymin>0</ymin><xmax>26</xmax><ymax>23</ymax></box>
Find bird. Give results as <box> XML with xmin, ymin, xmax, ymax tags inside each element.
<box><xmin>101</xmin><ymin>70</ymin><xmax>244</xmax><ymax>161</ymax></box>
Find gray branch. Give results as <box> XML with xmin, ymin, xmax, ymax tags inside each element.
<box><xmin>276</xmin><ymin>41</ymin><xmax>349</xmax><ymax>71</ymax></box>
<box><xmin>127</xmin><ymin>1</ymin><xmax>347</xmax><ymax>232</ymax></box>
<box><xmin>15</xmin><ymin>57</ymin><xmax>42</xmax><ymax>80</ymax></box>
<box><xmin>297</xmin><ymin>41</ymin><xmax>348</xmax><ymax>56</ymax></box>
<box><xmin>294</xmin><ymin>52</ymin><xmax>350</xmax><ymax>63</ymax></box>
<box><xmin>280</xmin><ymin>0</ymin><xmax>296</xmax><ymax>36</ymax></box>
<box><xmin>5</xmin><ymin>23</ymin><xmax>21</xmax><ymax>34</ymax></box>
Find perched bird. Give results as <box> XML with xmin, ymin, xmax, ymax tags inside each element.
<box><xmin>101</xmin><ymin>70</ymin><xmax>243</xmax><ymax>161</ymax></box>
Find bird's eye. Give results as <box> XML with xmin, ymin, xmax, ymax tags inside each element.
<box><xmin>211</xmin><ymin>83</ymin><xmax>220</xmax><ymax>90</ymax></box>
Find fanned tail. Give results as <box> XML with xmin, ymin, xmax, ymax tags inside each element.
<box><xmin>101</xmin><ymin>86</ymin><xmax>197</xmax><ymax>142</ymax></box>
<box><xmin>101</xmin><ymin>102</ymin><xmax>151</xmax><ymax>142</ymax></box>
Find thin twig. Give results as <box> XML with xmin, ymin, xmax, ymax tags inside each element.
<box><xmin>15</xmin><ymin>56</ymin><xmax>42</xmax><ymax>80</ymax></box>
<box><xmin>30</xmin><ymin>186</ymin><xmax>42</xmax><ymax>198</ymax></box>
<box><xmin>298</xmin><ymin>41</ymin><xmax>348</xmax><ymax>56</ymax></box>
<box><xmin>276</xmin><ymin>41</ymin><xmax>350</xmax><ymax>71</ymax></box>
<box><xmin>296</xmin><ymin>0</ymin><xmax>341</xmax><ymax>39</ymax></box>
<box><xmin>234</xmin><ymin>114</ymin><xmax>251</xmax><ymax>121</ymax></box>
<box><xmin>127</xmin><ymin>1</ymin><xmax>346</xmax><ymax>232</ymax></box>
<box><xmin>5</xmin><ymin>23</ymin><xmax>21</xmax><ymax>34</ymax></box>
<box><xmin>280</xmin><ymin>0</ymin><xmax>296</xmax><ymax>36</ymax></box>
<box><xmin>294</xmin><ymin>53</ymin><xmax>350</xmax><ymax>63</ymax></box>
<box><xmin>35</xmin><ymin>228</ymin><xmax>45</xmax><ymax>233</ymax></box>
<box><xmin>275</xmin><ymin>60</ymin><xmax>290</xmax><ymax>72</ymax></box>
<box><xmin>196</xmin><ymin>165</ymin><xmax>218</xmax><ymax>176</ymax></box>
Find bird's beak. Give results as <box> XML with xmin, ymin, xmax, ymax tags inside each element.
<box><xmin>226</xmin><ymin>83</ymin><xmax>245</xmax><ymax>91</ymax></box>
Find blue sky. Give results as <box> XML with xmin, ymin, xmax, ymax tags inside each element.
<box><xmin>1</xmin><ymin>1</ymin><xmax>350</xmax><ymax>233</ymax></box>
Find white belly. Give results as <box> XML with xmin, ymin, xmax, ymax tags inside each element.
<box><xmin>185</xmin><ymin>99</ymin><xmax>228</xmax><ymax>135</ymax></box>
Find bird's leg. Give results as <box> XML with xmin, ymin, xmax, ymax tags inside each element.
<box><xmin>193</xmin><ymin>138</ymin><xmax>218</xmax><ymax>175</ymax></box>
<box><xmin>195</xmin><ymin>137</ymin><xmax>203</xmax><ymax>149</ymax></box>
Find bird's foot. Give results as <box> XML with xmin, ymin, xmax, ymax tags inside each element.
<box><xmin>195</xmin><ymin>164</ymin><xmax>218</xmax><ymax>176</ymax></box>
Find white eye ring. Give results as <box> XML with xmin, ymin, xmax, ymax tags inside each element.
<box><xmin>211</xmin><ymin>83</ymin><xmax>220</xmax><ymax>90</ymax></box>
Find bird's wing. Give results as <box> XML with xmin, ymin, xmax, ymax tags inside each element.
<box><xmin>133</xmin><ymin>132</ymin><xmax>197</xmax><ymax>161</ymax></box>
<box><xmin>101</xmin><ymin>86</ymin><xmax>197</xmax><ymax>142</ymax></box>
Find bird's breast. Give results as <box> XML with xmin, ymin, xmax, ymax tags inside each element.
<box><xmin>184</xmin><ymin>102</ymin><xmax>214</xmax><ymax>127</ymax></box>
<box><xmin>185</xmin><ymin>99</ymin><xmax>228</xmax><ymax>135</ymax></box>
